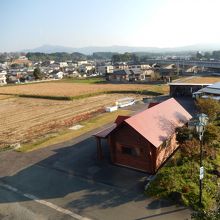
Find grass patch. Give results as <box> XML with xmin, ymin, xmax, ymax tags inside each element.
<box><xmin>18</xmin><ymin>94</ymin><xmax>73</xmax><ymax>100</ymax></box>
<box><xmin>17</xmin><ymin>109</ymin><xmax>132</xmax><ymax>152</ymax></box>
<box><xmin>0</xmin><ymin>145</ymin><xmax>15</xmax><ymax>152</ymax></box>
<box><xmin>0</xmin><ymin>88</ymin><xmax>164</xmax><ymax>101</ymax></box>
<box><xmin>60</xmin><ymin>77</ymin><xmax>106</xmax><ymax>84</ymax></box>
<box><xmin>145</xmin><ymin>149</ymin><xmax>220</xmax><ymax>211</ymax></box>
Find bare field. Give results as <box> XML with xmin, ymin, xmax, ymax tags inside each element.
<box><xmin>0</xmin><ymin>93</ymin><xmax>143</xmax><ymax>148</ymax></box>
<box><xmin>0</xmin><ymin>95</ymin><xmax>12</xmax><ymax>100</ymax></box>
<box><xmin>0</xmin><ymin>82</ymin><xmax>168</xmax><ymax>97</ymax></box>
<box><xmin>178</xmin><ymin>76</ymin><xmax>220</xmax><ymax>84</ymax></box>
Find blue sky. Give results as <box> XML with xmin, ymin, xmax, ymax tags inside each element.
<box><xmin>1</xmin><ymin>0</ymin><xmax>220</xmax><ymax>52</ymax></box>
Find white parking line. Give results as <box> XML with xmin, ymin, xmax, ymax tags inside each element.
<box><xmin>0</xmin><ymin>182</ymin><xmax>92</xmax><ymax>220</ymax></box>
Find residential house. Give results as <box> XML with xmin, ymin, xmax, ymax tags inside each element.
<box><xmin>97</xmin><ymin>65</ymin><xmax>114</xmax><ymax>75</ymax></box>
<box><xmin>77</xmin><ymin>60</ymin><xmax>88</xmax><ymax>65</ymax></box>
<box><xmin>59</xmin><ymin>62</ymin><xmax>68</xmax><ymax>68</ymax></box>
<box><xmin>51</xmin><ymin>71</ymin><xmax>64</xmax><ymax>79</ymax></box>
<box><xmin>78</xmin><ymin>64</ymin><xmax>95</xmax><ymax>74</ymax></box>
<box><xmin>66</xmin><ymin>70</ymin><xmax>80</xmax><ymax>78</ymax></box>
<box><xmin>0</xmin><ymin>70</ymin><xmax>7</xmax><ymax>85</ymax></box>
<box><xmin>107</xmin><ymin>69</ymin><xmax>132</xmax><ymax>82</ymax></box>
<box><xmin>11</xmin><ymin>56</ymin><xmax>32</xmax><ymax>67</ymax></box>
<box><xmin>107</xmin><ymin>68</ymin><xmax>156</xmax><ymax>82</ymax></box>
<box><xmin>113</xmin><ymin>62</ymin><xmax>129</xmax><ymax>70</ymax></box>
<box><xmin>192</xmin><ymin>82</ymin><xmax>220</xmax><ymax>100</ymax></box>
<box><xmin>160</xmin><ymin>64</ymin><xmax>177</xmax><ymax>77</ymax></box>
<box><xmin>49</xmin><ymin>63</ymin><xmax>60</xmax><ymax>70</ymax></box>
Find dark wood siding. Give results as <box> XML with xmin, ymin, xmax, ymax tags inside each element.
<box><xmin>109</xmin><ymin>123</ymin><xmax>155</xmax><ymax>173</ymax></box>
<box><xmin>155</xmin><ymin>134</ymin><xmax>178</xmax><ymax>171</ymax></box>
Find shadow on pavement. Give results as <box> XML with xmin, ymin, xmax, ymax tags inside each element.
<box><xmin>0</xmin><ymin>137</ymin><xmax>151</xmax><ymax>211</ymax></box>
<box><xmin>135</xmin><ymin>207</ymin><xmax>189</xmax><ymax>220</ymax></box>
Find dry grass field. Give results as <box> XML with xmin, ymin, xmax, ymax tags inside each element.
<box><xmin>0</xmin><ymin>82</ymin><xmax>168</xmax><ymax>98</ymax></box>
<box><xmin>0</xmin><ymin>93</ymin><xmax>143</xmax><ymax>148</ymax></box>
<box><xmin>0</xmin><ymin>81</ymin><xmax>169</xmax><ymax>149</ymax></box>
<box><xmin>177</xmin><ymin>76</ymin><xmax>220</xmax><ymax>84</ymax></box>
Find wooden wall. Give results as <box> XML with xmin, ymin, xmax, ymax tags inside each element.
<box><xmin>155</xmin><ymin>134</ymin><xmax>178</xmax><ymax>170</ymax></box>
<box><xmin>108</xmin><ymin>123</ymin><xmax>156</xmax><ymax>173</ymax></box>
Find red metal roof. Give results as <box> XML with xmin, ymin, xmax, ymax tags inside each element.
<box><xmin>94</xmin><ymin>115</ymin><xmax>130</xmax><ymax>138</ymax></box>
<box><xmin>115</xmin><ymin>115</ymin><xmax>130</xmax><ymax>125</ymax></box>
<box><xmin>94</xmin><ymin>124</ymin><xmax>117</xmax><ymax>138</ymax></box>
<box><xmin>125</xmin><ymin>98</ymin><xmax>192</xmax><ymax>148</ymax></box>
<box><xmin>148</xmin><ymin>102</ymin><xmax>160</xmax><ymax>108</ymax></box>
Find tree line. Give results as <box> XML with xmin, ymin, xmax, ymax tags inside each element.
<box><xmin>195</xmin><ymin>50</ymin><xmax>220</xmax><ymax>60</ymax></box>
<box><xmin>26</xmin><ymin>52</ymin><xmax>87</xmax><ymax>62</ymax></box>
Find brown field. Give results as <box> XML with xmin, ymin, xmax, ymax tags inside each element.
<box><xmin>0</xmin><ymin>93</ymin><xmax>144</xmax><ymax>148</ymax></box>
<box><xmin>0</xmin><ymin>95</ymin><xmax>12</xmax><ymax>100</ymax></box>
<box><xmin>177</xmin><ymin>76</ymin><xmax>220</xmax><ymax>84</ymax></box>
<box><xmin>0</xmin><ymin>82</ymin><xmax>168</xmax><ymax>97</ymax></box>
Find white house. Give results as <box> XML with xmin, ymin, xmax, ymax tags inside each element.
<box><xmin>97</xmin><ymin>65</ymin><xmax>113</xmax><ymax>74</ymax></box>
<box><xmin>53</xmin><ymin>71</ymin><xmax>64</xmax><ymax>79</ymax></box>
<box><xmin>59</xmin><ymin>62</ymin><xmax>68</xmax><ymax>68</ymax></box>
<box><xmin>78</xmin><ymin>64</ymin><xmax>95</xmax><ymax>73</ymax></box>
<box><xmin>0</xmin><ymin>70</ymin><xmax>7</xmax><ymax>85</ymax></box>
<box><xmin>77</xmin><ymin>60</ymin><xmax>88</xmax><ymax>65</ymax></box>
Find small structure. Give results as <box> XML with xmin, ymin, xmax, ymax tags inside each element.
<box><xmin>116</xmin><ymin>97</ymin><xmax>135</xmax><ymax>108</ymax></box>
<box><xmin>52</xmin><ymin>71</ymin><xmax>64</xmax><ymax>79</ymax></box>
<box><xmin>169</xmin><ymin>83</ymin><xmax>211</xmax><ymax>97</ymax></box>
<box><xmin>193</xmin><ymin>82</ymin><xmax>220</xmax><ymax>100</ymax></box>
<box><xmin>105</xmin><ymin>106</ymin><xmax>118</xmax><ymax>112</ymax></box>
<box><xmin>94</xmin><ymin>98</ymin><xmax>192</xmax><ymax>173</ymax></box>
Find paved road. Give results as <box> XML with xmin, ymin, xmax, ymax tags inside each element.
<box><xmin>0</xmin><ymin>99</ymin><xmax>193</xmax><ymax>220</ymax></box>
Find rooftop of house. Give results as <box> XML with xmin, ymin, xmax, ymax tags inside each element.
<box><xmin>198</xmin><ymin>81</ymin><xmax>220</xmax><ymax>95</ymax></box>
<box><xmin>113</xmin><ymin>69</ymin><xmax>131</xmax><ymax>75</ymax></box>
<box><xmin>207</xmin><ymin>82</ymin><xmax>220</xmax><ymax>89</ymax></box>
<box><xmin>124</xmin><ymin>98</ymin><xmax>192</xmax><ymax>148</ymax></box>
<box><xmin>94</xmin><ymin>98</ymin><xmax>192</xmax><ymax>147</ymax></box>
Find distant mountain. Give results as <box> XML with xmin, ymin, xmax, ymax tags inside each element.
<box><xmin>22</xmin><ymin>43</ymin><xmax>220</xmax><ymax>54</ymax></box>
<box><xmin>23</xmin><ymin>44</ymin><xmax>76</xmax><ymax>53</ymax></box>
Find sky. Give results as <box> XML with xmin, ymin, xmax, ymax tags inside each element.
<box><xmin>1</xmin><ymin>0</ymin><xmax>220</xmax><ymax>52</ymax></box>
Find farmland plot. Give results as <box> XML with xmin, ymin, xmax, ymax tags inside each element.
<box><xmin>0</xmin><ymin>82</ymin><xmax>168</xmax><ymax>98</ymax></box>
<box><xmin>0</xmin><ymin>93</ymin><xmax>143</xmax><ymax>148</ymax></box>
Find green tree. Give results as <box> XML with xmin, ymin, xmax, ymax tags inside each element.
<box><xmin>33</xmin><ymin>67</ymin><xmax>43</xmax><ymax>80</ymax></box>
<box><xmin>212</xmin><ymin>51</ymin><xmax>220</xmax><ymax>60</ymax></box>
<box><xmin>191</xmin><ymin>191</ymin><xmax>220</xmax><ymax>220</ymax></box>
<box><xmin>196</xmin><ymin>51</ymin><xmax>203</xmax><ymax>60</ymax></box>
<box><xmin>11</xmin><ymin>63</ymin><xmax>20</xmax><ymax>68</ymax></box>
<box><xmin>176</xmin><ymin>126</ymin><xmax>192</xmax><ymax>144</ymax></box>
<box><xmin>196</xmin><ymin>98</ymin><xmax>220</xmax><ymax>121</ymax></box>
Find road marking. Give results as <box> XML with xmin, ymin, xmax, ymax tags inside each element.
<box><xmin>0</xmin><ymin>182</ymin><xmax>92</xmax><ymax>220</ymax></box>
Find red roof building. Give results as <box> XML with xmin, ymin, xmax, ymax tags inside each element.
<box><xmin>148</xmin><ymin>102</ymin><xmax>159</xmax><ymax>108</ymax></box>
<box><xmin>94</xmin><ymin>98</ymin><xmax>192</xmax><ymax>173</ymax></box>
